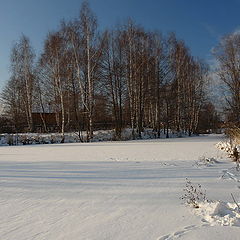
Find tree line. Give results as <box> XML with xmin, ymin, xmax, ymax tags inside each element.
<box><xmin>1</xmin><ymin>1</ymin><xmax>213</xmax><ymax>142</ymax></box>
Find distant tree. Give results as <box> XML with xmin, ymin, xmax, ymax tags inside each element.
<box><xmin>197</xmin><ymin>102</ymin><xmax>221</xmax><ymax>133</ymax></box>
<box><xmin>2</xmin><ymin>35</ymin><xmax>35</xmax><ymax>132</ymax></box>
<box><xmin>79</xmin><ymin>0</ymin><xmax>104</xmax><ymax>141</ymax></box>
<box><xmin>102</xmin><ymin>29</ymin><xmax>127</xmax><ymax>139</ymax></box>
<box><xmin>39</xmin><ymin>31</ymin><xmax>69</xmax><ymax>142</ymax></box>
<box><xmin>213</xmin><ymin>33</ymin><xmax>240</xmax><ymax>126</ymax></box>
<box><xmin>168</xmin><ymin>33</ymin><xmax>207</xmax><ymax>136</ymax></box>
<box><xmin>1</xmin><ymin>76</ymin><xmax>23</xmax><ymax>131</ymax></box>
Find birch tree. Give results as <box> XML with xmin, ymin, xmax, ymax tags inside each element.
<box><xmin>2</xmin><ymin>35</ymin><xmax>35</xmax><ymax>132</ymax></box>
<box><xmin>79</xmin><ymin>0</ymin><xmax>100</xmax><ymax>141</ymax></box>
<box><xmin>39</xmin><ymin>32</ymin><xmax>68</xmax><ymax>142</ymax></box>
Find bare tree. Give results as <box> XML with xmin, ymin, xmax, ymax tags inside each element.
<box><xmin>2</xmin><ymin>35</ymin><xmax>35</xmax><ymax>132</ymax></box>
<box><xmin>102</xmin><ymin>29</ymin><xmax>127</xmax><ymax>139</ymax></box>
<box><xmin>214</xmin><ymin>33</ymin><xmax>240</xmax><ymax>126</ymax></box>
<box><xmin>39</xmin><ymin>32</ymin><xmax>68</xmax><ymax>142</ymax></box>
<box><xmin>79</xmin><ymin>0</ymin><xmax>101</xmax><ymax>141</ymax></box>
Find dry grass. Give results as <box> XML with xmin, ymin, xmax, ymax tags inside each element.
<box><xmin>225</xmin><ymin>126</ymin><xmax>240</xmax><ymax>166</ymax></box>
<box><xmin>225</xmin><ymin>126</ymin><xmax>240</xmax><ymax>146</ymax></box>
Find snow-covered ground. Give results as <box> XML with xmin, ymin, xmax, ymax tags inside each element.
<box><xmin>0</xmin><ymin>134</ymin><xmax>240</xmax><ymax>239</ymax></box>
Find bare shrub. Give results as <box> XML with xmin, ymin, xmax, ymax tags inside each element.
<box><xmin>225</xmin><ymin>126</ymin><xmax>240</xmax><ymax>147</ymax></box>
<box><xmin>195</xmin><ymin>156</ymin><xmax>219</xmax><ymax>167</ymax></box>
<box><xmin>225</xmin><ymin>127</ymin><xmax>240</xmax><ymax>170</ymax></box>
<box><xmin>181</xmin><ymin>178</ymin><xmax>207</xmax><ymax>208</ymax></box>
<box><xmin>6</xmin><ymin>134</ymin><xmax>14</xmax><ymax>146</ymax></box>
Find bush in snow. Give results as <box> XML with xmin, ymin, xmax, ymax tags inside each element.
<box><xmin>34</xmin><ymin>135</ymin><xmax>42</xmax><ymax>144</ymax></box>
<box><xmin>19</xmin><ymin>135</ymin><xmax>32</xmax><ymax>145</ymax></box>
<box><xmin>216</xmin><ymin>141</ymin><xmax>233</xmax><ymax>154</ymax></box>
<box><xmin>216</xmin><ymin>139</ymin><xmax>240</xmax><ymax>170</ymax></box>
<box><xmin>50</xmin><ymin>135</ymin><xmax>57</xmax><ymax>144</ymax></box>
<box><xmin>231</xmin><ymin>147</ymin><xmax>240</xmax><ymax>170</ymax></box>
<box><xmin>6</xmin><ymin>134</ymin><xmax>14</xmax><ymax>146</ymax></box>
<box><xmin>195</xmin><ymin>156</ymin><xmax>219</xmax><ymax>167</ymax></box>
<box><xmin>226</xmin><ymin>126</ymin><xmax>240</xmax><ymax>146</ymax></box>
<box><xmin>181</xmin><ymin>178</ymin><xmax>207</xmax><ymax>208</ymax></box>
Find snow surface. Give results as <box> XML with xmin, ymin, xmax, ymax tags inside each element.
<box><xmin>0</xmin><ymin>134</ymin><xmax>240</xmax><ymax>239</ymax></box>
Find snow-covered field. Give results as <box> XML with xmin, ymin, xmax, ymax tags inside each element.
<box><xmin>0</xmin><ymin>134</ymin><xmax>240</xmax><ymax>239</ymax></box>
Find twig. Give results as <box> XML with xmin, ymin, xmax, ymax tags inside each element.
<box><xmin>231</xmin><ymin>193</ymin><xmax>240</xmax><ymax>212</ymax></box>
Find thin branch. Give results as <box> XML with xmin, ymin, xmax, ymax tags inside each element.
<box><xmin>231</xmin><ymin>193</ymin><xmax>240</xmax><ymax>212</ymax></box>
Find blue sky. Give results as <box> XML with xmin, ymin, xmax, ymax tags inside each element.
<box><xmin>0</xmin><ymin>0</ymin><xmax>239</xmax><ymax>89</ymax></box>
